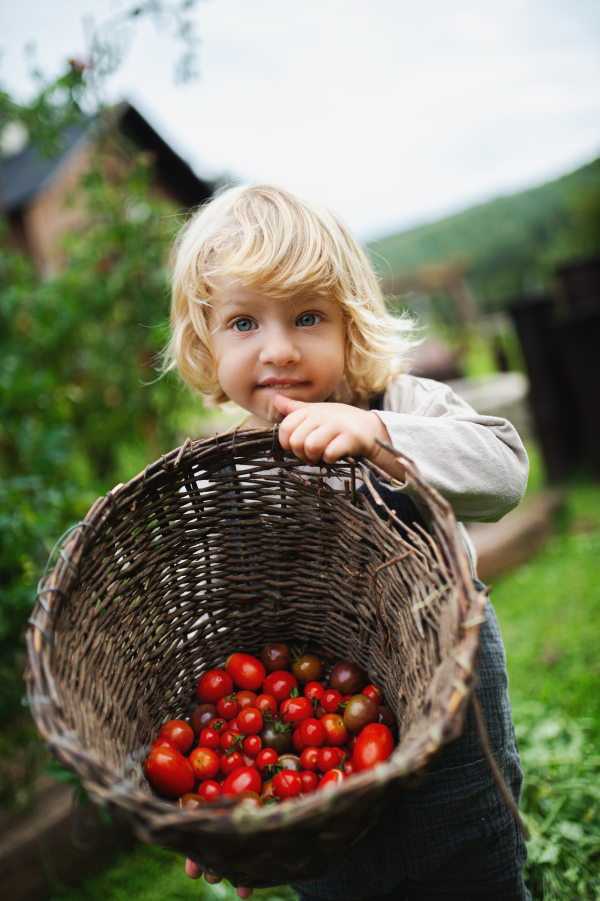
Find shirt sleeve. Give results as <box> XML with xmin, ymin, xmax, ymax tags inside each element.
<box><xmin>372</xmin><ymin>375</ymin><xmax>529</xmax><ymax>523</ymax></box>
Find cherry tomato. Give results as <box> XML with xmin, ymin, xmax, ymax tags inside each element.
<box><xmin>189</xmin><ymin>704</ymin><xmax>218</xmax><ymax>738</ymax></box>
<box><xmin>235</xmin><ymin>690</ymin><xmax>258</xmax><ymax>710</ymax></box>
<box><xmin>317</xmin><ymin>746</ymin><xmax>343</xmax><ymax>773</ymax></box>
<box><xmin>243</xmin><ymin>734</ymin><xmax>262</xmax><ymax>757</ymax></box>
<box><xmin>280</xmin><ymin>696</ymin><xmax>313</xmax><ymax>728</ymax></box>
<box><xmin>260</xmin><ymin>643</ymin><xmax>291</xmax><ymax>673</ymax></box>
<box><xmin>299</xmin><ymin>770</ymin><xmax>319</xmax><ymax>793</ymax></box>
<box><xmin>197</xmin><ymin>780</ymin><xmax>221</xmax><ymax>802</ymax></box>
<box><xmin>344</xmin><ymin>759</ymin><xmax>357</xmax><ymax>776</ymax></box>
<box><xmin>147</xmin><ymin>736</ymin><xmax>178</xmax><ymax>755</ymax></box>
<box><xmin>254</xmin><ymin>693</ymin><xmax>277</xmax><ymax>716</ymax></box>
<box><xmin>321</xmin><ymin>713</ymin><xmax>349</xmax><ymax>747</ymax></box>
<box><xmin>321</xmin><ymin>689</ymin><xmax>343</xmax><ymax>713</ymax></box>
<box><xmin>298</xmin><ymin>717</ymin><xmax>325</xmax><ymax>747</ymax></box>
<box><xmin>226</xmin><ymin>653</ymin><xmax>266</xmax><ymax>691</ymax></box>
<box><xmin>300</xmin><ymin>746</ymin><xmax>320</xmax><ymax>772</ymax></box>
<box><xmin>177</xmin><ymin>792</ymin><xmax>206</xmax><ymax>810</ymax></box>
<box><xmin>362</xmin><ymin>684</ymin><xmax>384</xmax><ymax>704</ymax></box>
<box><xmin>144</xmin><ymin>747</ymin><xmax>195</xmax><ymax>799</ymax></box>
<box><xmin>209</xmin><ymin>717</ymin><xmax>228</xmax><ymax>734</ymax></box>
<box><xmin>196</xmin><ymin>669</ymin><xmax>234</xmax><ymax>704</ymax></box>
<box><xmin>352</xmin><ymin>723</ymin><xmax>395</xmax><ymax>771</ymax></box>
<box><xmin>262</xmin><ymin>670</ymin><xmax>298</xmax><ymax>703</ymax></box>
<box><xmin>198</xmin><ymin>727</ymin><xmax>221</xmax><ymax>750</ymax></box>
<box><xmin>217</xmin><ymin>694</ymin><xmax>239</xmax><ymax>719</ymax></box>
<box><xmin>220</xmin><ymin>750</ymin><xmax>243</xmax><ymax>776</ymax></box>
<box><xmin>292</xmin><ymin>728</ymin><xmax>306</xmax><ymax>754</ymax></box>
<box><xmin>236</xmin><ymin>707</ymin><xmax>264</xmax><ymax>735</ymax></box>
<box><xmin>304</xmin><ymin>681</ymin><xmax>325</xmax><ymax>703</ymax></box>
<box><xmin>158</xmin><ymin>719</ymin><xmax>195</xmax><ymax>755</ymax></box>
<box><xmin>343</xmin><ymin>694</ymin><xmax>379</xmax><ymax>734</ymax></box>
<box><xmin>259</xmin><ymin>719</ymin><xmax>293</xmax><ymax>755</ymax></box>
<box><xmin>272</xmin><ymin>769</ymin><xmax>303</xmax><ymax>800</ymax></box>
<box><xmin>255</xmin><ymin>747</ymin><xmax>278</xmax><ymax>775</ymax></box>
<box><xmin>318</xmin><ymin>768</ymin><xmax>346</xmax><ymax>790</ymax></box>
<box><xmin>260</xmin><ymin>778</ymin><xmax>275</xmax><ymax>802</ymax></box>
<box><xmin>291</xmin><ymin>652</ymin><xmax>324</xmax><ymax>684</ymax></box>
<box><xmin>221</xmin><ymin>765</ymin><xmax>262</xmax><ymax>798</ymax></box>
<box><xmin>221</xmin><ymin>728</ymin><xmax>243</xmax><ymax>753</ymax></box>
<box><xmin>188</xmin><ymin>746</ymin><xmax>220</xmax><ymax>781</ymax></box>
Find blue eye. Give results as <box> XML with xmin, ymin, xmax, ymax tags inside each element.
<box><xmin>297</xmin><ymin>312</ymin><xmax>321</xmax><ymax>327</ymax></box>
<box><xmin>233</xmin><ymin>318</ymin><xmax>256</xmax><ymax>332</ymax></box>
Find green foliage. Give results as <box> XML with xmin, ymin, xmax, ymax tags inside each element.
<box><xmin>48</xmin><ymin>844</ymin><xmax>297</xmax><ymax>901</ymax></box>
<box><xmin>369</xmin><ymin>158</ymin><xmax>600</xmax><ymax>309</ymax></box>
<box><xmin>0</xmin><ymin>120</ymin><xmax>203</xmax><ymax>726</ymax></box>
<box><xmin>515</xmin><ymin>705</ymin><xmax>600</xmax><ymax>900</ymax></box>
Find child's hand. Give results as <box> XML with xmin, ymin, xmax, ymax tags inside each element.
<box><xmin>185</xmin><ymin>859</ymin><xmax>253</xmax><ymax>898</ymax></box>
<box><xmin>273</xmin><ymin>394</ymin><xmax>405</xmax><ymax>482</ymax></box>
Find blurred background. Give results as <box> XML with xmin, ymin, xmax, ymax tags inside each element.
<box><xmin>1</xmin><ymin>2</ymin><xmax>599</xmax><ymax>900</ymax></box>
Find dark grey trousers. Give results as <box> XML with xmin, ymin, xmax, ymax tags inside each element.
<box><xmin>291</xmin><ymin>596</ymin><xmax>531</xmax><ymax>901</ymax></box>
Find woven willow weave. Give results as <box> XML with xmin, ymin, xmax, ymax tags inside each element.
<box><xmin>26</xmin><ymin>429</ymin><xmax>487</xmax><ymax>887</ymax></box>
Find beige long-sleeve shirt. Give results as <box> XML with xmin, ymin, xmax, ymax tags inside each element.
<box><xmin>370</xmin><ymin>374</ymin><xmax>530</xmax><ymax>575</ymax></box>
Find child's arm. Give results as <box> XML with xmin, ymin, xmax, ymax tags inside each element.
<box><xmin>274</xmin><ymin>383</ymin><xmax>529</xmax><ymax>523</ymax></box>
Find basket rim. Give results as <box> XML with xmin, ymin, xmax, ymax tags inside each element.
<box><xmin>25</xmin><ymin>427</ymin><xmax>488</xmax><ymax>834</ymax></box>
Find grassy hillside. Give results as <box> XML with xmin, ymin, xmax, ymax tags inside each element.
<box><xmin>368</xmin><ymin>158</ymin><xmax>600</xmax><ymax>310</ymax></box>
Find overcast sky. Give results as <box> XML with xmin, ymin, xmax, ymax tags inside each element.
<box><xmin>2</xmin><ymin>0</ymin><xmax>600</xmax><ymax>240</ymax></box>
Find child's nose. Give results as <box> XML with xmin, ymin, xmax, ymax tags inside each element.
<box><xmin>259</xmin><ymin>328</ymin><xmax>301</xmax><ymax>366</ymax></box>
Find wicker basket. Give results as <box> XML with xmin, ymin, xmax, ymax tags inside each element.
<box><xmin>26</xmin><ymin>429</ymin><xmax>487</xmax><ymax>888</ymax></box>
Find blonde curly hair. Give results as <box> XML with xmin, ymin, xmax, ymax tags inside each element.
<box><xmin>163</xmin><ymin>183</ymin><xmax>417</xmax><ymax>407</ymax></box>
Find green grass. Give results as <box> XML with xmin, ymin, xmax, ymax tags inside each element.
<box><xmin>47</xmin><ymin>447</ymin><xmax>600</xmax><ymax>901</ymax></box>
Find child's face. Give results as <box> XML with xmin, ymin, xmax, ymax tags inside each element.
<box><xmin>208</xmin><ymin>277</ymin><xmax>347</xmax><ymax>427</ymax></box>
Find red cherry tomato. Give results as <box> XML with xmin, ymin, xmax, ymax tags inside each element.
<box><xmin>217</xmin><ymin>695</ymin><xmax>239</xmax><ymax>719</ymax></box>
<box><xmin>196</xmin><ymin>669</ymin><xmax>234</xmax><ymax>704</ymax></box>
<box><xmin>220</xmin><ymin>728</ymin><xmax>243</xmax><ymax>753</ymax></box>
<box><xmin>254</xmin><ymin>693</ymin><xmax>277</xmax><ymax>716</ymax></box>
<box><xmin>362</xmin><ymin>684</ymin><xmax>384</xmax><ymax>704</ymax></box>
<box><xmin>255</xmin><ymin>747</ymin><xmax>278</xmax><ymax>775</ymax></box>
<box><xmin>321</xmin><ymin>713</ymin><xmax>349</xmax><ymax>747</ymax></box>
<box><xmin>198</xmin><ymin>727</ymin><xmax>221</xmax><ymax>750</ymax></box>
<box><xmin>304</xmin><ymin>681</ymin><xmax>325</xmax><ymax>703</ymax></box>
<box><xmin>226</xmin><ymin>653</ymin><xmax>266</xmax><ymax>691</ymax></box>
<box><xmin>292</xmin><ymin>728</ymin><xmax>306</xmax><ymax>754</ymax></box>
<box><xmin>321</xmin><ymin>689</ymin><xmax>342</xmax><ymax>713</ymax></box>
<box><xmin>352</xmin><ymin>723</ymin><xmax>395</xmax><ymax>771</ymax></box>
<box><xmin>197</xmin><ymin>779</ymin><xmax>222</xmax><ymax>801</ymax></box>
<box><xmin>220</xmin><ymin>750</ymin><xmax>243</xmax><ymax>776</ymax></box>
<box><xmin>243</xmin><ymin>734</ymin><xmax>262</xmax><ymax>757</ymax></box>
<box><xmin>262</xmin><ymin>670</ymin><xmax>298</xmax><ymax>703</ymax></box>
<box><xmin>272</xmin><ymin>769</ymin><xmax>303</xmax><ymax>799</ymax></box>
<box><xmin>144</xmin><ymin>747</ymin><xmax>195</xmax><ymax>799</ymax></box>
<box><xmin>344</xmin><ymin>759</ymin><xmax>357</xmax><ymax>776</ymax></box>
<box><xmin>209</xmin><ymin>717</ymin><xmax>228</xmax><ymax>734</ymax></box>
<box><xmin>280</xmin><ymin>696</ymin><xmax>313</xmax><ymax>728</ymax></box>
<box><xmin>300</xmin><ymin>746</ymin><xmax>320</xmax><ymax>772</ymax></box>
<box><xmin>188</xmin><ymin>746</ymin><xmax>220</xmax><ymax>781</ymax></box>
<box><xmin>298</xmin><ymin>717</ymin><xmax>325</xmax><ymax>747</ymax></box>
<box><xmin>147</xmin><ymin>736</ymin><xmax>178</xmax><ymax>754</ymax></box>
<box><xmin>221</xmin><ymin>765</ymin><xmax>262</xmax><ymax>798</ymax></box>
<box><xmin>299</xmin><ymin>770</ymin><xmax>319</xmax><ymax>793</ymax></box>
<box><xmin>318</xmin><ymin>768</ymin><xmax>346</xmax><ymax>790</ymax></box>
<box><xmin>235</xmin><ymin>690</ymin><xmax>258</xmax><ymax>710</ymax></box>
<box><xmin>236</xmin><ymin>707</ymin><xmax>264</xmax><ymax>735</ymax></box>
<box><xmin>158</xmin><ymin>719</ymin><xmax>195</xmax><ymax>755</ymax></box>
<box><xmin>317</xmin><ymin>746</ymin><xmax>343</xmax><ymax>773</ymax></box>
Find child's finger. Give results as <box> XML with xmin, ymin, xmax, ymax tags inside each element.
<box><xmin>185</xmin><ymin>859</ymin><xmax>203</xmax><ymax>879</ymax></box>
<box><xmin>236</xmin><ymin>888</ymin><xmax>253</xmax><ymax>899</ymax></box>
<box><xmin>272</xmin><ymin>393</ymin><xmax>307</xmax><ymax>415</ymax></box>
